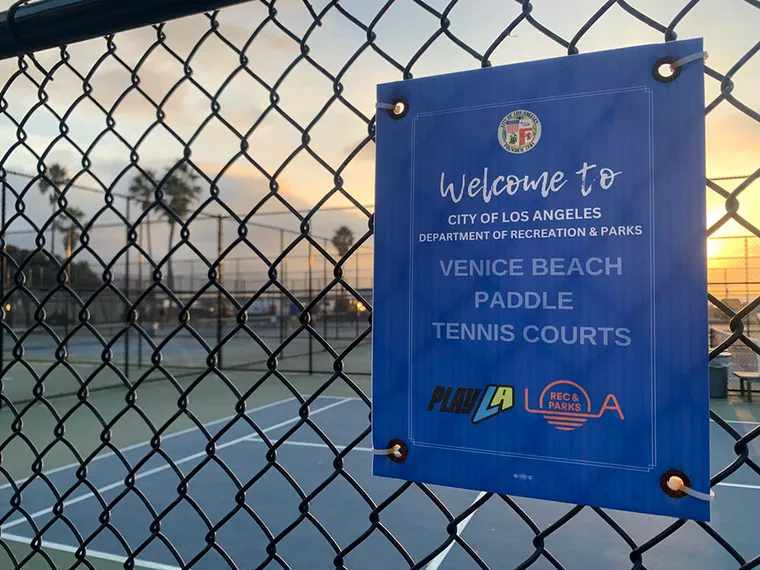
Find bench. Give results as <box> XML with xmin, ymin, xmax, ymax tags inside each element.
<box><xmin>736</xmin><ymin>372</ymin><xmax>760</xmax><ymax>402</ymax></box>
<box><xmin>734</xmin><ymin>348</ymin><xmax>760</xmax><ymax>402</ymax></box>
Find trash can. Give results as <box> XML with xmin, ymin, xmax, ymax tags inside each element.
<box><xmin>709</xmin><ymin>351</ymin><xmax>731</xmax><ymax>399</ymax></box>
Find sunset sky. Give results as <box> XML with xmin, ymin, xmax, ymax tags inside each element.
<box><xmin>0</xmin><ymin>0</ymin><xmax>757</xmax><ymax>291</ymax></box>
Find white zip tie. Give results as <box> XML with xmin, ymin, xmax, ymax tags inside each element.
<box><xmin>376</xmin><ymin>102</ymin><xmax>396</xmax><ymax>110</ymax></box>
<box><xmin>373</xmin><ymin>444</ymin><xmax>402</xmax><ymax>458</ymax></box>
<box><xmin>667</xmin><ymin>476</ymin><xmax>715</xmax><ymax>502</ymax></box>
<box><xmin>670</xmin><ymin>51</ymin><xmax>709</xmax><ymax>72</ymax></box>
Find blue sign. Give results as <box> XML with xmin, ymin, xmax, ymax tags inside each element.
<box><xmin>372</xmin><ymin>39</ymin><xmax>709</xmax><ymax>521</ymax></box>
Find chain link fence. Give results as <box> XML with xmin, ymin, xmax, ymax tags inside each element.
<box><xmin>0</xmin><ymin>167</ymin><xmax>373</xmax><ymax>401</ymax></box>
<box><xmin>0</xmin><ymin>0</ymin><xmax>759</xmax><ymax>568</ymax></box>
<box><xmin>710</xmin><ymin>235</ymin><xmax>760</xmax><ymax>392</ymax></box>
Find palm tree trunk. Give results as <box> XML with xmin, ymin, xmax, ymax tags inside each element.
<box><xmin>167</xmin><ymin>221</ymin><xmax>176</xmax><ymax>291</ymax></box>
<box><xmin>51</xmin><ymin>204</ymin><xmax>56</xmax><ymax>258</ymax></box>
<box><xmin>144</xmin><ymin>211</ymin><xmax>155</xmax><ymax>318</ymax></box>
<box><xmin>146</xmin><ymin>211</ymin><xmax>153</xmax><ymax>259</ymax></box>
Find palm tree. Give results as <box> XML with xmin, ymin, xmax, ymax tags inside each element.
<box><xmin>331</xmin><ymin>226</ymin><xmax>356</xmax><ymax>315</ymax></box>
<box><xmin>53</xmin><ymin>206</ymin><xmax>87</xmax><ymax>258</ymax></box>
<box><xmin>161</xmin><ymin>162</ymin><xmax>201</xmax><ymax>291</ymax></box>
<box><xmin>128</xmin><ymin>169</ymin><xmax>158</xmax><ymax>259</ymax></box>
<box><xmin>331</xmin><ymin>225</ymin><xmax>355</xmax><ymax>257</ymax></box>
<box><xmin>38</xmin><ymin>163</ymin><xmax>69</xmax><ymax>258</ymax></box>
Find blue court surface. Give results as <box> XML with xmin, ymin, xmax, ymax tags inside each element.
<box><xmin>1</xmin><ymin>396</ymin><xmax>758</xmax><ymax>569</ymax></box>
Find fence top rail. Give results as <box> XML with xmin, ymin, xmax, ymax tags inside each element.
<box><xmin>0</xmin><ymin>0</ymin><xmax>254</xmax><ymax>60</ymax></box>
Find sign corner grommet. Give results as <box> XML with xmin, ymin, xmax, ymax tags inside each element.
<box><xmin>660</xmin><ymin>469</ymin><xmax>690</xmax><ymax>499</ymax></box>
<box><xmin>652</xmin><ymin>55</ymin><xmax>681</xmax><ymax>83</ymax></box>
<box><xmin>389</xmin><ymin>98</ymin><xmax>409</xmax><ymax>120</ymax></box>
<box><xmin>387</xmin><ymin>438</ymin><xmax>408</xmax><ymax>463</ymax></box>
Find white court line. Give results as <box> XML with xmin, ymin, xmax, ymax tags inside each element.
<box><xmin>0</xmin><ymin>397</ymin><xmax>295</xmax><ymax>493</ymax></box>
<box><xmin>0</xmin><ymin>395</ymin><xmax>358</xmax><ymax>493</ymax></box>
<box><xmin>716</xmin><ymin>481</ymin><xmax>760</xmax><ymax>490</ymax></box>
<box><xmin>244</xmin><ymin>438</ymin><xmax>372</xmax><ymax>453</ymax></box>
<box><xmin>711</xmin><ymin>418</ymin><xmax>760</xmax><ymax>427</ymax></box>
<box><xmin>5</xmin><ymin>431</ymin><xmax>754</xmax><ymax>570</ymax></box>
<box><xmin>243</xmin><ymin>437</ymin><xmax>488</xmax><ymax>570</ymax></box>
<box><xmin>423</xmin><ymin>492</ymin><xmax>487</xmax><ymax>570</ymax></box>
<box><xmin>1</xmin><ymin>398</ymin><xmax>353</xmax><ymax>531</ymax></box>
<box><xmin>1</xmin><ymin>532</ymin><xmax>180</xmax><ymax>570</ymax></box>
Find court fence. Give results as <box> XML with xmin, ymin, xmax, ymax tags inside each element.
<box><xmin>1</xmin><ymin>0</ymin><xmax>759</xmax><ymax>569</ymax></box>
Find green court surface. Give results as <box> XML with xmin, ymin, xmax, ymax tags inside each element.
<box><xmin>2</xmin><ymin>333</ymin><xmax>760</xmax><ymax>570</ymax></box>
<box><xmin>1</xmin><ymin>322</ymin><xmax>371</xmax><ymax>403</ymax></box>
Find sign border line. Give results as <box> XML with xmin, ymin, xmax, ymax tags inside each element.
<box><xmin>406</xmin><ymin>86</ymin><xmax>657</xmax><ymax>470</ymax></box>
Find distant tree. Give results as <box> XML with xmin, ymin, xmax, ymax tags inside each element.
<box><xmin>160</xmin><ymin>162</ymin><xmax>202</xmax><ymax>291</ymax></box>
<box><xmin>128</xmin><ymin>169</ymin><xmax>158</xmax><ymax>259</ymax></box>
<box><xmin>38</xmin><ymin>163</ymin><xmax>69</xmax><ymax>257</ymax></box>
<box><xmin>331</xmin><ymin>225</ymin><xmax>355</xmax><ymax>257</ymax></box>
<box><xmin>53</xmin><ymin>206</ymin><xmax>87</xmax><ymax>256</ymax></box>
<box><xmin>4</xmin><ymin>244</ymin><xmax>99</xmax><ymax>326</ymax></box>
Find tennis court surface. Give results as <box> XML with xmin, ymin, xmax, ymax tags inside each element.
<box><xmin>2</xmin><ymin>395</ymin><xmax>759</xmax><ymax>569</ymax></box>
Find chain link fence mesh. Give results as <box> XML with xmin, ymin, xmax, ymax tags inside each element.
<box><xmin>0</xmin><ymin>0</ymin><xmax>759</xmax><ymax>568</ymax></box>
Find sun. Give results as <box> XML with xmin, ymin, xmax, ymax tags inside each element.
<box><xmin>706</xmin><ymin>237</ymin><xmax>734</xmax><ymax>271</ymax></box>
<box><xmin>707</xmin><ymin>239</ymin><xmax>722</xmax><ymax>260</ymax></box>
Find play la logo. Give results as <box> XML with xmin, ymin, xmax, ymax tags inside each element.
<box><xmin>524</xmin><ymin>380</ymin><xmax>623</xmax><ymax>431</ymax></box>
<box><xmin>427</xmin><ymin>384</ymin><xmax>514</xmax><ymax>424</ymax></box>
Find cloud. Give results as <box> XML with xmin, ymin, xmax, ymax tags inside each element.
<box><xmin>341</xmin><ymin>141</ymin><xmax>375</xmax><ymax>163</ymax></box>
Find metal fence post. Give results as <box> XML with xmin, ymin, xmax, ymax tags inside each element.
<box><xmin>138</xmin><ymin>221</ymin><xmax>143</xmax><ymax>369</ymax></box>
<box><xmin>0</xmin><ymin>177</ymin><xmax>5</xmax><ymax>409</ymax></box>
<box><xmin>63</xmin><ymin>225</ymin><xmax>72</xmax><ymax>359</ymax></box>
<box><xmin>334</xmin><ymin>286</ymin><xmax>339</xmax><ymax>340</ymax></box>
<box><xmin>308</xmin><ymin>240</ymin><xmax>313</xmax><ymax>374</ymax></box>
<box><xmin>124</xmin><ymin>197</ymin><xmax>130</xmax><ymax>380</ymax></box>
<box><xmin>217</xmin><ymin>215</ymin><xmax>224</xmax><ymax>370</ymax></box>
<box><xmin>746</xmin><ymin>236</ymin><xmax>752</xmax><ymax>338</ymax></box>
<box><xmin>279</xmin><ymin>229</ymin><xmax>285</xmax><ymax>350</ymax></box>
<box><xmin>355</xmin><ymin>250</ymin><xmax>360</xmax><ymax>337</ymax></box>
<box><xmin>323</xmin><ymin>238</ymin><xmax>328</xmax><ymax>339</ymax></box>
